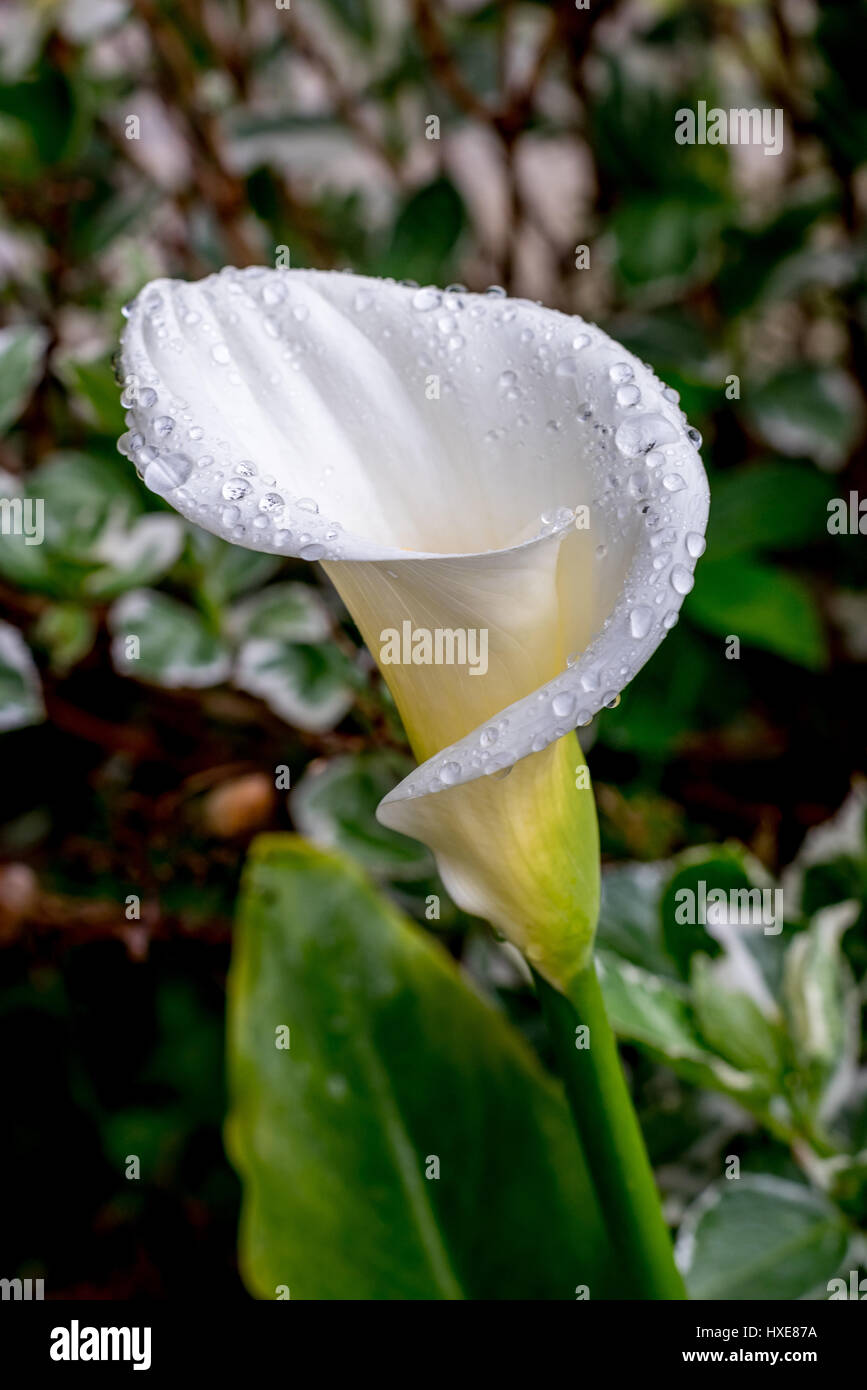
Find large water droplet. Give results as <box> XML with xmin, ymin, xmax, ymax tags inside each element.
<box><xmin>609</xmin><ymin>362</ymin><xmax>634</xmax><ymax>384</ymax></box>
<box><xmin>686</xmin><ymin>531</ymin><xmax>706</xmax><ymax>558</ymax></box>
<box><xmin>616</xmin><ymin>384</ymin><xmax>641</xmax><ymax>407</ymax></box>
<box><xmin>552</xmin><ymin>691</ymin><xmax>576</xmax><ymax>719</ymax></box>
<box><xmin>144</xmin><ymin>452</ymin><xmax>193</xmax><ymax>495</ymax></box>
<box><xmin>259</xmin><ymin>492</ymin><xmax>284</xmax><ymax>513</ymax></box>
<box><xmin>670</xmin><ymin>564</ymin><xmax>695</xmax><ymax>595</ymax></box>
<box><xmin>614</xmin><ymin>413</ymin><xmax>679</xmax><ymax>457</ymax></box>
<box><xmin>211</xmin><ymin>343</ymin><xmax>231</xmax><ymax>364</ymax></box>
<box><xmin>629</xmin><ymin>605</ymin><xmax>652</xmax><ymax>639</ymax></box>
<box><xmin>412</xmin><ymin>288</ymin><xmax>441</xmax><ymax>312</ymax></box>
<box><xmin>440</xmin><ymin>760</ymin><xmax>461</xmax><ymax>784</ymax></box>
<box><xmin>222</xmin><ymin>478</ymin><xmax>251</xmax><ymax>501</ymax></box>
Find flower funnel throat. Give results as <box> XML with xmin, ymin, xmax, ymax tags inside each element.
<box><xmin>118</xmin><ymin>268</ymin><xmax>709</xmax><ymax>987</ymax></box>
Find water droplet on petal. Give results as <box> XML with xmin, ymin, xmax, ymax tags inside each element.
<box><xmin>662</xmin><ymin>473</ymin><xmax>685</xmax><ymax>492</ymax></box>
<box><xmin>297</xmin><ymin>497</ymin><xmax>319</xmax><ymax>513</ymax></box>
<box><xmin>153</xmin><ymin>415</ymin><xmax>175</xmax><ymax>436</ymax></box>
<box><xmin>440</xmin><ymin>760</ymin><xmax>461</xmax><ymax>784</ymax></box>
<box><xmin>552</xmin><ymin>691</ymin><xmax>576</xmax><ymax>719</ymax></box>
<box><xmin>686</xmin><ymin>531</ymin><xmax>706</xmax><ymax>558</ymax></box>
<box><xmin>144</xmin><ymin>452</ymin><xmax>193</xmax><ymax>495</ymax></box>
<box><xmin>259</xmin><ymin>492</ymin><xmax>284</xmax><ymax>513</ymax></box>
<box><xmin>671</xmin><ymin>564</ymin><xmax>695</xmax><ymax>595</ymax></box>
<box><xmin>412</xmin><ymin>288</ymin><xmax>441</xmax><ymax>312</ymax></box>
<box><xmin>616</xmin><ymin>384</ymin><xmax>641</xmax><ymax>407</ymax></box>
<box><xmin>629</xmin><ymin>605</ymin><xmax>652</xmax><ymax>639</ymax></box>
<box><xmin>686</xmin><ymin>426</ymin><xmax>703</xmax><ymax>448</ymax></box>
<box><xmin>211</xmin><ymin>343</ymin><xmax>231</xmax><ymax>364</ymax></box>
<box><xmin>222</xmin><ymin>478</ymin><xmax>251</xmax><ymax>501</ymax></box>
<box><xmin>609</xmin><ymin>362</ymin><xmax>634</xmax><ymax>384</ymax></box>
<box><xmin>614</xmin><ymin>413</ymin><xmax>679</xmax><ymax>457</ymax></box>
<box><xmin>300</xmin><ymin>542</ymin><xmax>325</xmax><ymax>560</ymax></box>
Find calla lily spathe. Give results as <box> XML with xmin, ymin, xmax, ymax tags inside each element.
<box><xmin>117</xmin><ymin>268</ymin><xmax>709</xmax><ymax>989</ymax></box>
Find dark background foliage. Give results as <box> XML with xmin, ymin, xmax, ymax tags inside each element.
<box><xmin>1</xmin><ymin>0</ymin><xmax>867</xmax><ymax>1298</ymax></box>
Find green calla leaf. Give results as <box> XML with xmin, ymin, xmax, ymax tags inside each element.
<box><xmin>705</xmin><ymin>461</ymin><xmax>836</xmax><ymax>560</ymax></box>
<box><xmin>64</xmin><ymin>355</ymin><xmax>128</xmax><ymax>436</ymax></box>
<box><xmin>226</xmin><ymin>835</ymin><xmax>619</xmax><ymax>1300</ymax></box>
<box><xmin>686</xmin><ymin>554</ymin><xmax>827</xmax><ymax>670</ymax></box>
<box><xmin>379</xmin><ymin>177</ymin><xmax>466</xmax><ymax>286</ymax></box>
<box><xmin>744</xmin><ymin>366</ymin><xmax>863</xmax><ymax>470</ymax></box>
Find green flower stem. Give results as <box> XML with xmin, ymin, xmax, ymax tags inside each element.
<box><xmin>534</xmin><ymin>963</ymin><xmax>686</xmax><ymax>1300</ymax></box>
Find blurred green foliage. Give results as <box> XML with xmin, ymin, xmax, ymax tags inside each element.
<box><xmin>1</xmin><ymin>0</ymin><xmax>867</xmax><ymax>1299</ymax></box>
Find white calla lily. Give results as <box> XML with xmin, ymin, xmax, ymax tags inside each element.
<box><xmin>117</xmin><ymin>267</ymin><xmax>708</xmax><ymax>988</ymax></box>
